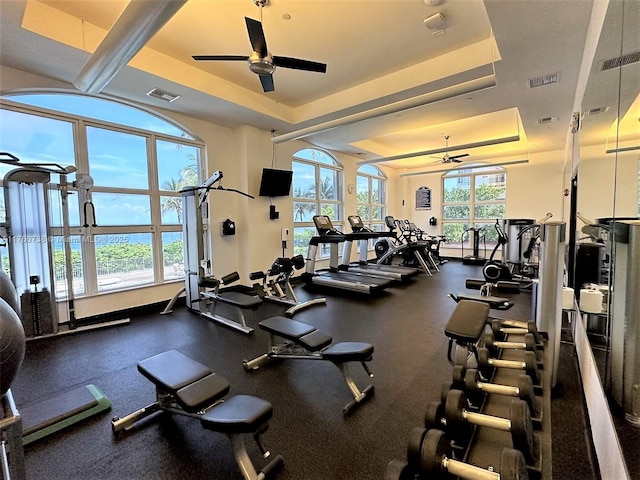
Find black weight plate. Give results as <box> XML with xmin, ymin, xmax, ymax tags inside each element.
<box><xmin>452</xmin><ymin>365</ymin><xmax>466</xmax><ymax>386</ymax></box>
<box><xmin>419</xmin><ymin>428</ymin><xmax>452</xmax><ymax>475</ymax></box>
<box><xmin>445</xmin><ymin>389</ymin><xmax>467</xmax><ymax>431</ymax></box>
<box><xmin>424</xmin><ymin>401</ymin><xmax>445</xmax><ymax>430</ymax></box>
<box><xmin>385</xmin><ymin>459</ymin><xmax>415</xmax><ymax>480</ymax></box>
<box><xmin>407</xmin><ymin>426</ymin><xmax>428</xmax><ymax>467</ymax></box>
<box><xmin>517</xmin><ymin>374</ymin><xmax>536</xmax><ymax>414</ymax></box>
<box><xmin>510</xmin><ymin>399</ymin><xmax>534</xmax><ymax>462</ymax></box>
<box><xmin>500</xmin><ymin>448</ymin><xmax>530</xmax><ymax>480</ymax></box>
<box><xmin>523</xmin><ymin>351</ymin><xmax>541</xmax><ymax>384</ymax></box>
<box><xmin>484</xmin><ymin>331</ymin><xmax>495</xmax><ymax>350</ymax></box>
<box><xmin>464</xmin><ymin>368</ymin><xmax>480</xmax><ymax>391</ymax></box>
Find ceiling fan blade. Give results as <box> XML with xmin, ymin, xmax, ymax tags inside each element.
<box><xmin>259</xmin><ymin>74</ymin><xmax>274</xmax><ymax>92</ymax></box>
<box><xmin>449</xmin><ymin>153</ymin><xmax>469</xmax><ymax>160</ymax></box>
<box><xmin>245</xmin><ymin>17</ymin><xmax>268</xmax><ymax>57</ymax></box>
<box><xmin>192</xmin><ymin>55</ymin><xmax>249</xmax><ymax>61</ymax></box>
<box><xmin>273</xmin><ymin>56</ymin><xmax>327</xmax><ymax>73</ymax></box>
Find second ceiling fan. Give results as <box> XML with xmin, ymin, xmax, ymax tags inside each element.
<box><xmin>431</xmin><ymin>135</ymin><xmax>469</xmax><ymax>164</ymax></box>
<box><xmin>192</xmin><ymin>1</ymin><xmax>326</xmax><ymax>92</ymax></box>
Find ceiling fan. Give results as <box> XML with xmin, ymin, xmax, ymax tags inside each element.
<box><xmin>191</xmin><ymin>1</ymin><xmax>326</xmax><ymax>92</ymax></box>
<box><xmin>431</xmin><ymin>135</ymin><xmax>469</xmax><ymax>163</ymax></box>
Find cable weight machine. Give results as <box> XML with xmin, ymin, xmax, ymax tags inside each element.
<box><xmin>0</xmin><ymin>152</ymin><xmax>98</xmax><ymax>336</ymax></box>
<box><xmin>163</xmin><ymin>171</ymin><xmax>255</xmax><ymax>325</ymax></box>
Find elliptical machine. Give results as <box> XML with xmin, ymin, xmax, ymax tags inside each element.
<box><xmin>482</xmin><ymin>219</ymin><xmax>512</xmax><ymax>282</ymax></box>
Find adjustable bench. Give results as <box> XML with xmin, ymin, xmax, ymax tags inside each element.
<box><xmin>243</xmin><ymin>316</ymin><xmax>375</xmax><ymax>416</ymax></box>
<box><xmin>444</xmin><ymin>299</ymin><xmax>491</xmax><ymax>366</ymax></box>
<box><xmin>448</xmin><ymin>278</ymin><xmax>521</xmax><ymax>310</ymax></box>
<box><xmin>199</xmin><ymin>272</ymin><xmax>263</xmax><ymax>334</ymax></box>
<box><xmin>111</xmin><ymin>350</ymin><xmax>283</xmax><ymax>480</ymax></box>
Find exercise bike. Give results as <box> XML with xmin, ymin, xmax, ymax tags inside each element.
<box><xmin>482</xmin><ymin>219</ymin><xmax>513</xmax><ymax>282</ymax></box>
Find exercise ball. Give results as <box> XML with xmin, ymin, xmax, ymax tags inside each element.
<box><xmin>0</xmin><ymin>269</ymin><xmax>20</xmax><ymax>315</ymax></box>
<box><xmin>1</xmin><ymin>297</ymin><xmax>26</xmax><ymax>396</ymax></box>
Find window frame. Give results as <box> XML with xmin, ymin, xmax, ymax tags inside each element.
<box><xmin>441</xmin><ymin>165</ymin><xmax>507</xmax><ymax>249</ymax></box>
<box><xmin>0</xmin><ymin>94</ymin><xmax>204</xmax><ymax>297</ymax></box>
<box><xmin>291</xmin><ymin>148</ymin><xmax>343</xmax><ymax>258</ymax></box>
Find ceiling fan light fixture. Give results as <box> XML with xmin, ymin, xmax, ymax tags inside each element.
<box><xmin>248</xmin><ymin>52</ymin><xmax>275</xmax><ymax>75</ymax></box>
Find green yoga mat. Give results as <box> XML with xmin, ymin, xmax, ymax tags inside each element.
<box><xmin>21</xmin><ymin>384</ymin><xmax>111</xmax><ymax>445</ymax></box>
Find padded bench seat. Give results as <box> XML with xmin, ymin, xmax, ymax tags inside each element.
<box><xmin>113</xmin><ymin>350</ymin><xmax>284</xmax><ymax>480</ymax></box>
<box><xmin>445</xmin><ymin>300</ymin><xmax>490</xmax><ymax>344</ymax></box>
<box><xmin>245</xmin><ymin>316</ymin><xmax>376</xmax><ymax>415</ymax></box>
<box><xmin>202</xmin><ymin>395</ymin><xmax>272</xmax><ymax>434</ymax></box>
<box><xmin>323</xmin><ymin>342</ymin><xmax>373</xmax><ymax>362</ymax></box>
<box><xmin>138</xmin><ymin>350</ymin><xmax>231</xmax><ymax>413</ymax></box>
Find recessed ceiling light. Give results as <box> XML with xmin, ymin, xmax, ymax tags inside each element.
<box><xmin>282</xmin><ymin>13</ymin><xmax>291</xmax><ymax>20</ymax></box>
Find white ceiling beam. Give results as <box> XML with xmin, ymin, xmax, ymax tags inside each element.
<box><xmin>73</xmin><ymin>0</ymin><xmax>187</xmax><ymax>94</ymax></box>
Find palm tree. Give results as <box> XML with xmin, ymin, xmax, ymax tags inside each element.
<box><xmin>160</xmin><ymin>163</ymin><xmax>198</xmax><ymax>222</ymax></box>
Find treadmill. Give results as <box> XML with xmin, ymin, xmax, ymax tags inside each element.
<box><xmin>340</xmin><ymin>215</ymin><xmax>420</xmax><ymax>281</ymax></box>
<box><xmin>301</xmin><ymin>215</ymin><xmax>394</xmax><ymax>294</ymax></box>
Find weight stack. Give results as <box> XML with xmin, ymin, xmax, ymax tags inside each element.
<box><xmin>20</xmin><ymin>289</ymin><xmax>54</xmax><ymax>336</ymax></box>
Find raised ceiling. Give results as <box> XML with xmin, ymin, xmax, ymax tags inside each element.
<box><xmin>0</xmin><ymin>0</ymin><xmax>619</xmax><ymax>170</ymax></box>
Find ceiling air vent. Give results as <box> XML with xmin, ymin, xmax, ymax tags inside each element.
<box><xmin>585</xmin><ymin>106</ymin><xmax>609</xmax><ymax>116</ymax></box>
<box><xmin>527</xmin><ymin>72</ymin><xmax>559</xmax><ymax>89</ymax></box>
<box><xmin>146</xmin><ymin>88</ymin><xmax>180</xmax><ymax>102</ymax></box>
<box><xmin>601</xmin><ymin>51</ymin><xmax>640</xmax><ymax>71</ymax></box>
<box><xmin>537</xmin><ymin>116</ymin><xmax>559</xmax><ymax>125</ymax></box>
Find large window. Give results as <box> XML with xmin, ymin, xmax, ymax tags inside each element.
<box><xmin>0</xmin><ymin>93</ymin><xmax>203</xmax><ymax>298</ymax></box>
<box><xmin>292</xmin><ymin>148</ymin><xmax>343</xmax><ymax>256</ymax></box>
<box><xmin>441</xmin><ymin>165</ymin><xmax>506</xmax><ymax>250</ymax></box>
<box><xmin>356</xmin><ymin>165</ymin><xmax>386</xmax><ymax>228</ymax></box>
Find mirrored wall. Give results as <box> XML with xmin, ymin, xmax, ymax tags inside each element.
<box><xmin>575</xmin><ymin>0</ymin><xmax>640</xmax><ymax>475</ymax></box>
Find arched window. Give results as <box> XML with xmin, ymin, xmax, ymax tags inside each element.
<box><xmin>356</xmin><ymin>164</ymin><xmax>387</xmax><ymax>232</ymax></box>
<box><xmin>441</xmin><ymin>165</ymin><xmax>507</xmax><ymax>249</ymax></box>
<box><xmin>291</xmin><ymin>148</ymin><xmax>343</xmax><ymax>257</ymax></box>
<box><xmin>0</xmin><ymin>92</ymin><xmax>204</xmax><ymax>299</ymax></box>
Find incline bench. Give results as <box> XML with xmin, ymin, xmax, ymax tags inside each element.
<box><xmin>111</xmin><ymin>350</ymin><xmax>283</xmax><ymax>480</ymax></box>
<box><xmin>243</xmin><ymin>316</ymin><xmax>375</xmax><ymax>416</ymax></box>
<box><xmin>199</xmin><ymin>272</ymin><xmax>263</xmax><ymax>334</ymax></box>
<box><xmin>444</xmin><ymin>299</ymin><xmax>491</xmax><ymax>366</ymax></box>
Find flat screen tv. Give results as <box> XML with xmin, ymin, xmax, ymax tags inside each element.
<box><xmin>258</xmin><ymin>168</ymin><xmax>293</xmax><ymax>197</ymax></box>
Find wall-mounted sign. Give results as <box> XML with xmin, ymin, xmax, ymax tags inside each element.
<box><xmin>416</xmin><ymin>186</ymin><xmax>431</xmax><ymax>210</ymax></box>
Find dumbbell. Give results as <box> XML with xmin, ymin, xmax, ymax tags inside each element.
<box><xmin>490</xmin><ymin>319</ymin><xmax>543</xmax><ymax>343</ymax></box>
<box><xmin>477</xmin><ymin>347</ymin><xmax>542</xmax><ymax>386</ymax></box>
<box><xmin>425</xmin><ymin>389</ymin><xmax>534</xmax><ymax>462</ymax></box>
<box><xmin>417</xmin><ymin>428</ymin><xmax>530</xmax><ymax>480</ymax></box>
<box><xmin>484</xmin><ymin>331</ymin><xmax>541</xmax><ymax>357</ymax></box>
<box><xmin>464</xmin><ymin>368</ymin><xmax>538</xmax><ymax>417</ymax></box>
<box><xmin>384</xmin><ymin>459</ymin><xmax>414</xmax><ymax>480</ymax></box>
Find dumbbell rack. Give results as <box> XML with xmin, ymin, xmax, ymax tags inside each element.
<box><xmin>463</xmin><ymin>329</ymin><xmax>551</xmax><ymax>479</ymax></box>
<box><xmin>387</xmin><ymin>322</ymin><xmax>553</xmax><ymax>480</ymax></box>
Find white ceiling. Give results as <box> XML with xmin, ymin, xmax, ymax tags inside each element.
<box><xmin>0</xmin><ymin>0</ymin><xmax>636</xmax><ymax>171</ymax></box>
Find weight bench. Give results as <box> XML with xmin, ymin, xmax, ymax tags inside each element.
<box><xmin>444</xmin><ymin>299</ymin><xmax>491</xmax><ymax>366</ymax></box>
<box><xmin>447</xmin><ymin>278</ymin><xmax>521</xmax><ymax>311</ymax></box>
<box><xmin>111</xmin><ymin>350</ymin><xmax>283</xmax><ymax>480</ymax></box>
<box><xmin>199</xmin><ymin>272</ymin><xmax>263</xmax><ymax>334</ymax></box>
<box><xmin>243</xmin><ymin>316</ymin><xmax>375</xmax><ymax>416</ymax></box>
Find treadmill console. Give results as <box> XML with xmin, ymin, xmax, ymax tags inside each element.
<box><xmin>348</xmin><ymin>215</ymin><xmax>370</xmax><ymax>232</ymax></box>
<box><xmin>313</xmin><ymin>215</ymin><xmax>343</xmax><ymax>236</ymax></box>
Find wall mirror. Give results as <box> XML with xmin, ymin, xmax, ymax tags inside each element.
<box><xmin>575</xmin><ymin>0</ymin><xmax>639</xmax><ymax>474</ymax></box>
